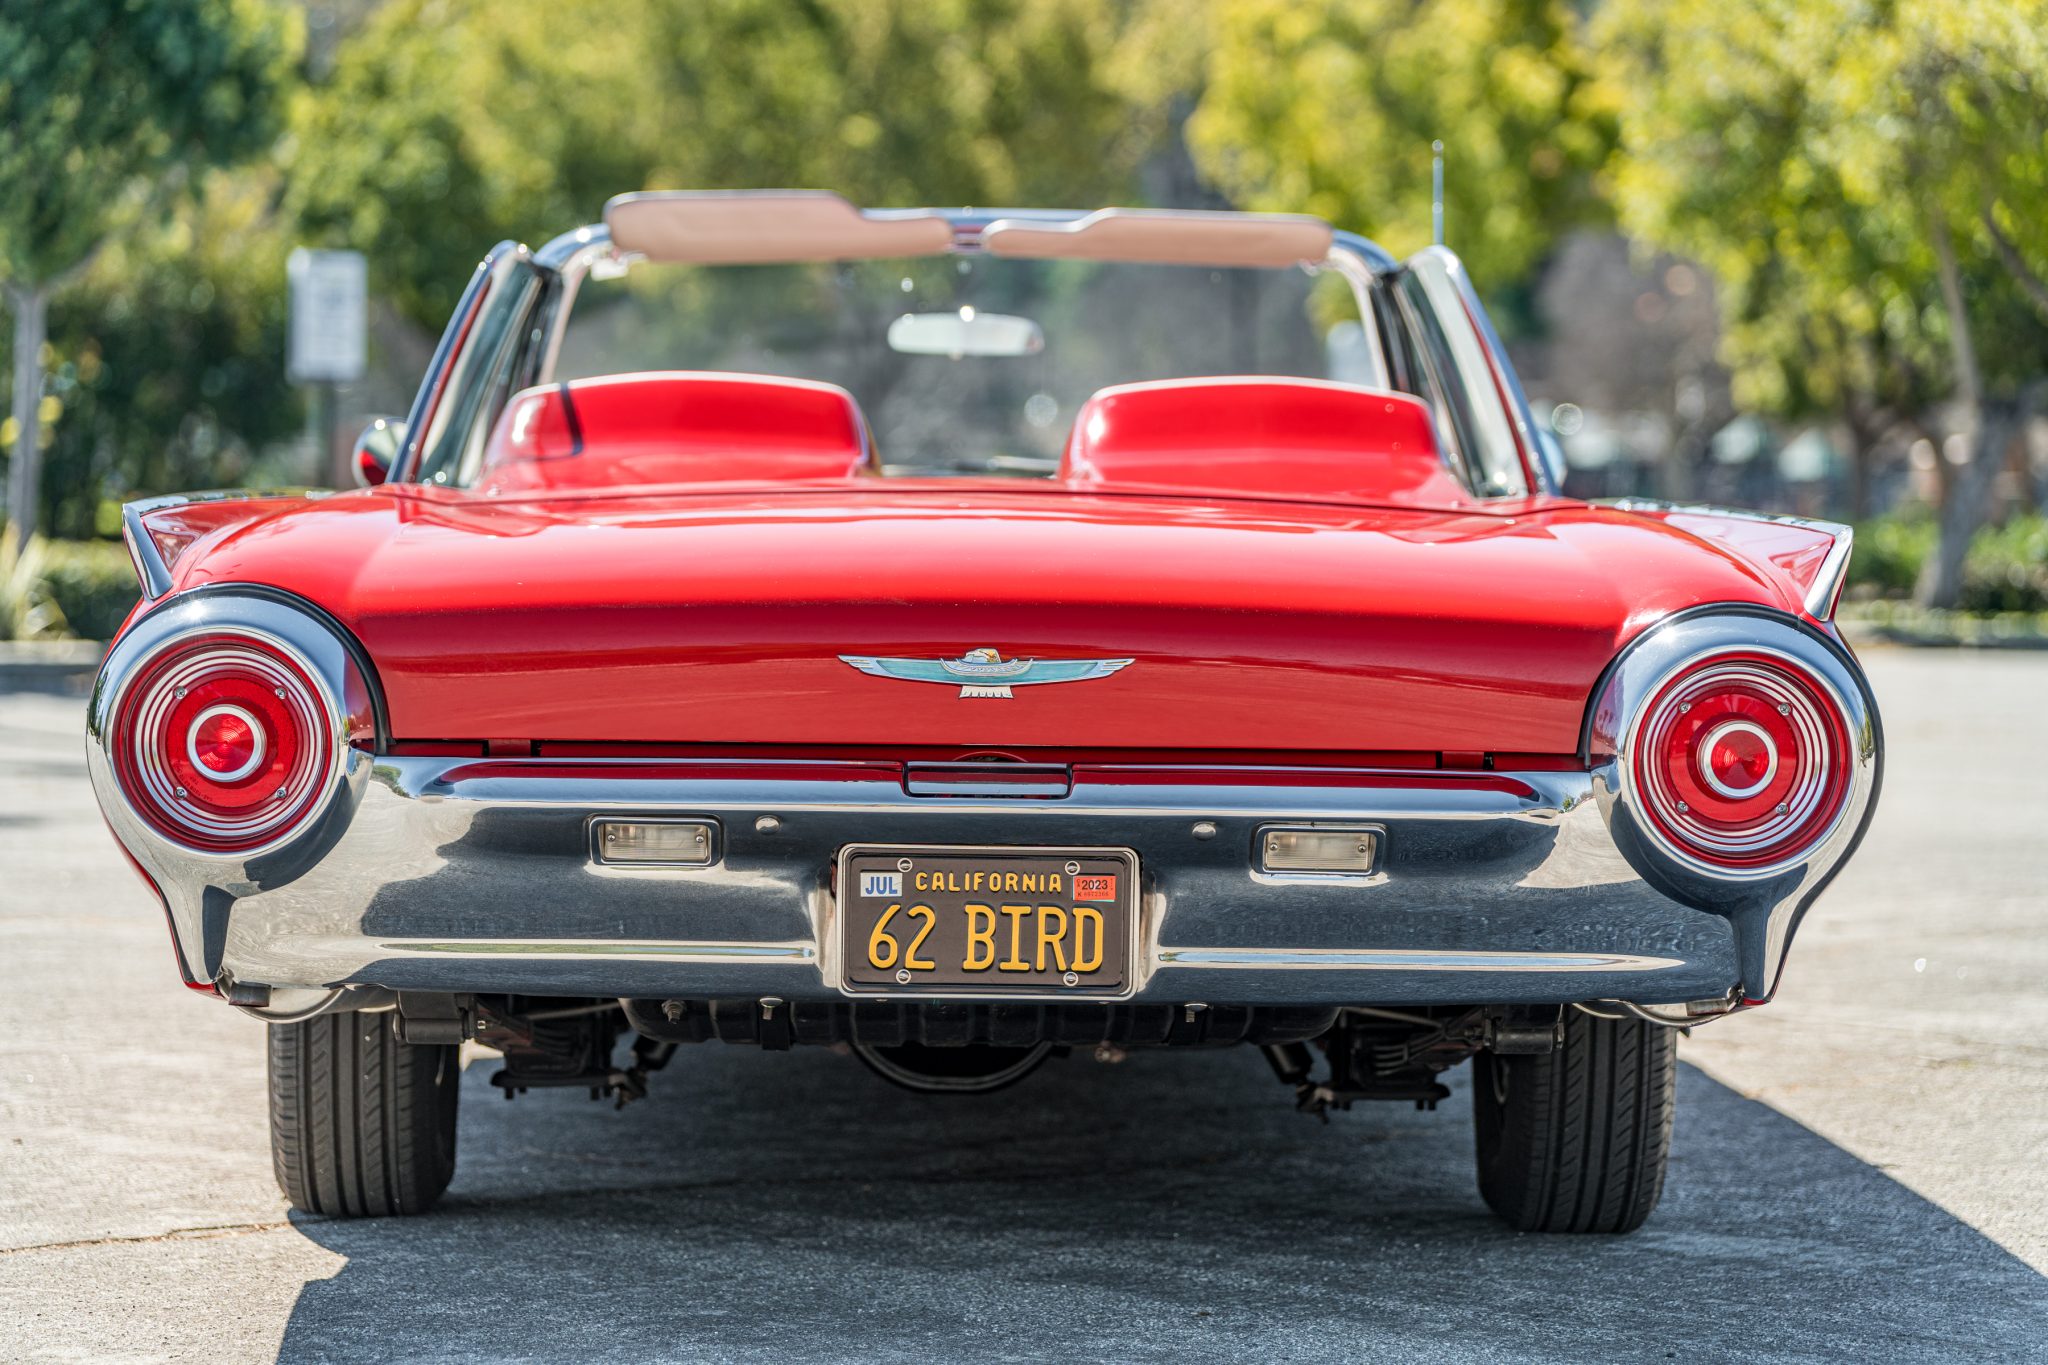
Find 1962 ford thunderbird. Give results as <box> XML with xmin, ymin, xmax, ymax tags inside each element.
<box><xmin>88</xmin><ymin>194</ymin><xmax>1879</xmax><ymax>1232</ymax></box>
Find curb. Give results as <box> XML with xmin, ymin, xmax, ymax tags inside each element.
<box><xmin>0</xmin><ymin>640</ymin><xmax>106</xmax><ymax>691</ymax></box>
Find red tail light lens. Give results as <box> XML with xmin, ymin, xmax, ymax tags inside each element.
<box><xmin>111</xmin><ymin>633</ymin><xmax>337</xmax><ymax>853</ymax></box>
<box><xmin>1629</xmin><ymin>652</ymin><xmax>1852</xmax><ymax>872</ymax></box>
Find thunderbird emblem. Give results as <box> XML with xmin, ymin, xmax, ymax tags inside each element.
<box><xmin>838</xmin><ymin>647</ymin><xmax>1134</xmax><ymax>699</ymax></box>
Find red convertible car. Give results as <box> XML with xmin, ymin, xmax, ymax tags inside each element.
<box><xmin>88</xmin><ymin>194</ymin><xmax>1879</xmax><ymax>1233</ymax></box>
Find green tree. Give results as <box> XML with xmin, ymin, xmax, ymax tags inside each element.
<box><xmin>1598</xmin><ymin>0</ymin><xmax>2048</xmax><ymax>606</ymax></box>
<box><xmin>290</xmin><ymin>0</ymin><xmax>1161</xmax><ymax>330</ymax></box>
<box><xmin>1165</xmin><ymin>0</ymin><xmax>1615</xmax><ymax>292</ymax></box>
<box><xmin>1</xmin><ymin>171</ymin><xmax>304</xmax><ymax>540</ymax></box>
<box><xmin>0</xmin><ymin>0</ymin><xmax>296</xmax><ymax>548</ymax></box>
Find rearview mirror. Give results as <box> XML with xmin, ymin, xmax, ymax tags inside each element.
<box><xmin>887</xmin><ymin>309</ymin><xmax>1044</xmax><ymax>359</ymax></box>
<box><xmin>352</xmin><ymin>417</ymin><xmax>405</xmax><ymax>488</ymax></box>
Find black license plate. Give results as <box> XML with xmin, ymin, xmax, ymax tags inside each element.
<box><xmin>837</xmin><ymin>845</ymin><xmax>1138</xmax><ymax>994</ymax></box>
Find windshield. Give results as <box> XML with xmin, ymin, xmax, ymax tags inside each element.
<box><xmin>542</xmin><ymin>256</ymin><xmax>1375</xmax><ymax>477</ymax></box>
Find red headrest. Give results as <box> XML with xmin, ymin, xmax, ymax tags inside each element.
<box><xmin>479</xmin><ymin>371</ymin><xmax>875</xmax><ymax>493</ymax></box>
<box><xmin>1061</xmin><ymin>378</ymin><xmax>1472</xmax><ymax>506</ymax></box>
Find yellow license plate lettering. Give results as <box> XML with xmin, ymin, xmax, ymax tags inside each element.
<box><xmin>962</xmin><ymin>903</ymin><xmax>996</xmax><ymax>971</ymax></box>
<box><xmin>1035</xmin><ymin>905</ymin><xmax>1070</xmax><ymax>972</ymax></box>
<box><xmin>999</xmin><ymin>904</ymin><xmax>1032</xmax><ymax>971</ymax></box>
<box><xmin>1071</xmin><ymin>906</ymin><xmax>1104</xmax><ymax>972</ymax></box>
<box><xmin>903</xmin><ymin>904</ymin><xmax>937</xmax><ymax>971</ymax></box>
<box><xmin>866</xmin><ymin>902</ymin><xmax>901</xmax><ymax>969</ymax></box>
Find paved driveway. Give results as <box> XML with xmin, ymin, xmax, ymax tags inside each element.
<box><xmin>1</xmin><ymin>650</ymin><xmax>2043</xmax><ymax>1362</ymax></box>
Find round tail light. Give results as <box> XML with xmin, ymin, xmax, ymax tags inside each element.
<box><xmin>1627</xmin><ymin>651</ymin><xmax>1853</xmax><ymax>874</ymax></box>
<box><xmin>110</xmin><ymin>632</ymin><xmax>339</xmax><ymax>853</ymax></box>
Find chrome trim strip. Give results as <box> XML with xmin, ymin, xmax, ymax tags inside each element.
<box><xmin>380</xmin><ymin>940</ymin><xmax>817</xmax><ymax>964</ymax></box>
<box><xmin>121</xmin><ymin>499</ymin><xmax>175</xmax><ymax>600</ymax></box>
<box><xmin>1806</xmin><ymin>524</ymin><xmax>1855</xmax><ymax>619</ymax></box>
<box><xmin>1400</xmin><ymin>247</ymin><xmax>1534</xmax><ymax>497</ymax></box>
<box><xmin>1154</xmin><ymin>947</ymin><xmax>1685</xmax><ymax>972</ymax></box>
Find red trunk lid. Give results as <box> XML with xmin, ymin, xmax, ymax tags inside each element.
<box><xmin>168</xmin><ymin>481</ymin><xmax>1798</xmax><ymax>757</ymax></box>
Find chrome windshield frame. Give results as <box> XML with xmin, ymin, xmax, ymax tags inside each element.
<box><xmin>526</xmin><ymin>211</ymin><xmax>1402</xmax><ymax>396</ymax></box>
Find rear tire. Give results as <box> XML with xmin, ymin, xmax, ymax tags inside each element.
<box><xmin>1472</xmin><ymin>1009</ymin><xmax>1675</xmax><ymax>1233</ymax></box>
<box><xmin>268</xmin><ymin>1010</ymin><xmax>460</xmax><ymax>1217</ymax></box>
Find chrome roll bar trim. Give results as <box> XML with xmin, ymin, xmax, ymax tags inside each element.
<box><xmin>1586</xmin><ymin>608</ymin><xmax>1880</xmax><ymax>999</ymax></box>
<box><xmin>86</xmin><ymin>591</ymin><xmax>382</xmax><ymax>983</ymax></box>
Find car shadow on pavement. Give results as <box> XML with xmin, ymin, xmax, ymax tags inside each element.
<box><xmin>273</xmin><ymin>1045</ymin><xmax>2046</xmax><ymax>1363</ymax></box>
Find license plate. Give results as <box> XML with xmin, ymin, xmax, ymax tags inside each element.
<box><xmin>837</xmin><ymin>845</ymin><xmax>1138</xmax><ymax>994</ymax></box>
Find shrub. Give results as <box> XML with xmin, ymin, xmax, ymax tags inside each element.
<box><xmin>1959</xmin><ymin>515</ymin><xmax>2048</xmax><ymax>614</ymax></box>
<box><xmin>1847</xmin><ymin>514</ymin><xmax>1937</xmax><ymax>596</ymax></box>
<box><xmin>38</xmin><ymin>539</ymin><xmax>142</xmax><ymax>640</ymax></box>
<box><xmin>0</xmin><ymin>538</ymin><xmax>140</xmax><ymax>641</ymax></box>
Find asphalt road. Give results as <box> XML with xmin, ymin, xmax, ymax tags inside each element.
<box><xmin>1</xmin><ymin>650</ymin><xmax>2044</xmax><ymax>1362</ymax></box>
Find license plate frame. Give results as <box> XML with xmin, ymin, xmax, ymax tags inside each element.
<box><xmin>833</xmin><ymin>844</ymin><xmax>1141</xmax><ymax>998</ymax></box>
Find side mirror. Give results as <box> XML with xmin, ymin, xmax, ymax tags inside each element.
<box><xmin>352</xmin><ymin>417</ymin><xmax>406</xmax><ymax>488</ymax></box>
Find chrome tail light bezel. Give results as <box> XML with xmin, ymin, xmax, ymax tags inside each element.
<box><xmin>1586</xmin><ymin>607</ymin><xmax>1881</xmax><ymax>1000</ymax></box>
<box><xmin>1591</xmin><ymin>612</ymin><xmax>1877</xmax><ymax>886</ymax></box>
<box><xmin>111</xmin><ymin>632</ymin><xmax>340</xmax><ymax>854</ymax></box>
<box><xmin>87</xmin><ymin>590</ymin><xmax>380</xmax><ymax>868</ymax></box>
<box><xmin>1622</xmin><ymin>646</ymin><xmax>1857</xmax><ymax>877</ymax></box>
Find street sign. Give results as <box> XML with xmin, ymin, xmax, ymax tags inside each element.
<box><xmin>287</xmin><ymin>248</ymin><xmax>367</xmax><ymax>384</ymax></box>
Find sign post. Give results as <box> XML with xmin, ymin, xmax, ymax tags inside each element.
<box><xmin>287</xmin><ymin>248</ymin><xmax>368</xmax><ymax>486</ymax></box>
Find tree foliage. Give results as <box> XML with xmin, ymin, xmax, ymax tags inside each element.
<box><xmin>0</xmin><ymin>0</ymin><xmax>296</xmax><ymax>543</ymax></box>
<box><xmin>2</xmin><ymin>172</ymin><xmax>303</xmax><ymax>539</ymax></box>
<box><xmin>290</xmin><ymin>0</ymin><xmax>1160</xmax><ymax>328</ymax></box>
<box><xmin>0</xmin><ymin>0</ymin><xmax>295</xmax><ymax>282</ymax></box>
<box><xmin>1169</xmin><ymin>0</ymin><xmax>1614</xmax><ymax>292</ymax></box>
<box><xmin>1597</xmin><ymin>0</ymin><xmax>2048</xmax><ymax>603</ymax></box>
<box><xmin>1597</xmin><ymin>0</ymin><xmax>2048</xmax><ymax>415</ymax></box>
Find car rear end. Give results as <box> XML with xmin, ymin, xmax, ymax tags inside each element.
<box><xmin>85</xmin><ymin>200</ymin><xmax>1880</xmax><ymax>1233</ymax></box>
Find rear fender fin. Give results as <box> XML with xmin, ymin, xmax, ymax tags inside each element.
<box><xmin>122</xmin><ymin>491</ymin><xmax>333</xmax><ymax>601</ymax></box>
<box><xmin>1609</xmin><ymin>500</ymin><xmax>1852</xmax><ymax>621</ymax></box>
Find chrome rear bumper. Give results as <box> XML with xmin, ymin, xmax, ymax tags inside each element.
<box><xmin>88</xmin><ymin>592</ymin><xmax>1880</xmax><ymax>1013</ymax></box>
<box><xmin>113</xmin><ymin>755</ymin><xmax>1751</xmax><ymax>1008</ymax></box>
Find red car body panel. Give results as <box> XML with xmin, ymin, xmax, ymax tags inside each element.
<box><xmin>150</xmin><ymin>478</ymin><xmax>1818</xmax><ymax>757</ymax></box>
